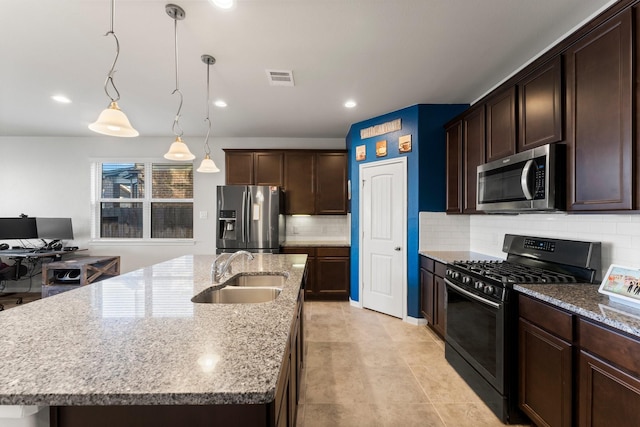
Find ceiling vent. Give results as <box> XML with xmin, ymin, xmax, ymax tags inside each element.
<box><xmin>266</xmin><ymin>69</ymin><xmax>295</xmax><ymax>87</ymax></box>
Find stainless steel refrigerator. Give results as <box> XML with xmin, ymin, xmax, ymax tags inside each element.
<box><xmin>216</xmin><ymin>185</ymin><xmax>285</xmax><ymax>253</ymax></box>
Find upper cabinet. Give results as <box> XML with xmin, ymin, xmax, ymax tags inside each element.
<box><xmin>565</xmin><ymin>9</ymin><xmax>633</xmax><ymax>211</ymax></box>
<box><xmin>445</xmin><ymin>120</ymin><xmax>463</xmax><ymax>214</ymax></box>
<box><xmin>225</xmin><ymin>149</ymin><xmax>348</xmax><ymax>215</ymax></box>
<box><xmin>518</xmin><ymin>57</ymin><xmax>563</xmax><ymax>151</ymax></box>
<box><xmin>225</xmin><ymin>150</ymin><xmax>284</xmax><ymax>186</ymax></box>
<box><xmin>486</xmin><ymin>86</ymin><xmax>517</xmax><ymax>161</ymax></box>
<box><xmin>463</xmin><ymin>105</ymin><xmax>485</xmax><ymax>214</ymax></box>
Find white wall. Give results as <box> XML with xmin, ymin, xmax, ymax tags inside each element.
<box><xmin>0</xmin><ymin>136</ymin><xmax>345</xmax><ymax>278</ymax></box>
<box><xmin>420</xmin><ymin>212</ymin><xmax>640</xmax><ymax>272</ymax></box>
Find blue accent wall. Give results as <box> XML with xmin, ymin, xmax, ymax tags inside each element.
<box><xmin>346</xmin><ymin>104</ymin><xmax>468</xmax><ymax>318</ymax></box>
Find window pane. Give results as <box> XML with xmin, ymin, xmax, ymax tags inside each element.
<box><xmin>101</xmin><ymin>163</ymin><xmax>145</xmax><ymax>199</ymax></box>
<box><xmin>152</xmin><ymin>164</ymin><xmax>193</xmax><ymax>199</ymax></box>
<box><xmin>151</xmin><ymin>203</ymin><xmax>193</xmax><ymax>238</ymax></box>
<box><xmin>100</xmin><ymin>202</ymin><xmax>143</xmax><ymax>238</ymax></box>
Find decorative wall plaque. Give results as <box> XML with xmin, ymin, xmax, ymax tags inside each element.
<box><xmin>399</xmin><ymin>134</ymin><xmax>412</xmax><ymax>153</ymax></box>
<box><xmin>360</xmin><ymin>119</ymin><xmax>401</xmax><ymax>139</ymax></box>
<box><xmin>376</xmin><ymin>140</ymin><xmax>387</xmax><ymax>157</ymax></box>
<box><xmin>356</xmin><ymin>145</ymin><xmax>366</xmax><ymax>161</ymax></box>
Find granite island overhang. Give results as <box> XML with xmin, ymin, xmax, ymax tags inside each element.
<box><xmin>0</xmin><ymin>254</ymin><xmax>307</xmax><ymax>426</ymax></box>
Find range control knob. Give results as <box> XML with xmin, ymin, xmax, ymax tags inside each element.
<box><xmin>475</xmin><ymin>281</ymin><xmax>485</xmax><ymax>290</ymax></box>
<box><xmin>446</xmin><ymin>269</ymin><xmax>452</xmax><ymax>277</ymax></box>
<box><xmin>462</xmin><ymin>276</ymin><xmax>472</xmax><ymax>285</ymax></box>
<box><xmin>484</xmin><ymin>285</ymin><xmax>495</xmax><ymax>295</ymax></box>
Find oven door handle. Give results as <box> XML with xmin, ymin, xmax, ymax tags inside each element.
<box><xmin>445</xmin><ymin>279</ymin><xmax>501</xmax><ymax>309</ymax></box>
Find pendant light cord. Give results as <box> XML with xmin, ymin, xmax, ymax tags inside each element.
<box><xmin>103</xmin><ymin>0</ymin><xmax>121</xmax><ymax>103</ymax></box>
<box><xmin>171</xmin><ymin>17</ymin><xmax>184</xmax><ymax>138</ymax></box>
<box><xmin>203</xmin><ymin>60</ymin><xmax>212</xmax><ymax>156</ymax></box>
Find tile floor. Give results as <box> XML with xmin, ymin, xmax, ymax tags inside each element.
<box><xmin>296</xmin><ymin>301</ymin><xmax>531</xmax><ymax>427</ymax></box>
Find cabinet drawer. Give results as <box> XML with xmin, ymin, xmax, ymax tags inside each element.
<box><xmin>281</xmin><ymin>247</ymin><xmax>316</xmax><ymax>256</ymax></box>
<box><xmin>420</xmin><ymin>256</ymin><xmax>435</xmax><ymax>272</ymax></box>
<box><xmin>317</xmin><ymin>247</ymin><xmax>349</xmax><ymax>257</ymax></box>
<box><xmin>578</xmin><ymin>318</ymin><xmax>640</xmax><ymax>376</ymax></box>
<box><xmin>434</xmin><ymin>261</ymin><xmax>447</xmax><ymax>278</ymax></box>
<box><xmin>519</xmin><ymin>295</ymin><xmax>573</xmax><ymax>341</ymax></box>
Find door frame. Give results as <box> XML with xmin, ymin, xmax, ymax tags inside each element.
<box><xmin>358</xmin><ymin>157</ymin><xmax>408</xmax><ymax>320</ymax></box>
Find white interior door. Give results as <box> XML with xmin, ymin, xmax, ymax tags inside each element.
<box><xmin>360</xmin><ymin>158</ymin><xmax>406</xmax><ymax>318</ymax></box>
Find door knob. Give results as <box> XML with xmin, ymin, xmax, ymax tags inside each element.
<box><xmin>394</xmin><ymin>247</ymin><xmax>401</xmax><ymax>251</ymax></box>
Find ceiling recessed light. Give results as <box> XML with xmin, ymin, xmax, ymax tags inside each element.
<box><xmin>209</xmin><ymin>0</ymin><xmax>234</xmax><ymax>9</ymax></box>
<box><xmin>214</xmin><ymin>100</ymin><xmax>227</xmax><ymax>108</ymax></box>
<box><xmin>51</xmin><ymin>95</ymin><xmax>72</xmax><ymax>104</ymax></box>
<box><xmin>344</xmin><ymin>100</ymin><xmax>357</xmax><ymax>108</ymax></box>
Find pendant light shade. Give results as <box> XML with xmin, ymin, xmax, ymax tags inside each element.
<box><xmin>164</xmin><ymin>136</ymin><xmax>195</xmax><ymax>161</ymax></box>
<box><xmin>197</xmin><ymin>154</ymin><xmax>220</xmax><ymax>173</ymax></box>
<box><xmin>89</xmin><ymin>101</ymin><xmax>139</xmax><ymax>137</ymax></box>
<box><xmin>89</xmin><ymin>0</ymin><xmax>138</xmax><ymax>137</ymax></box>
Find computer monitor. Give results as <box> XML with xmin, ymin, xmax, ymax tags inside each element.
<box><xmin>35</xmin><ymin>218</ymin><xmax>74</xmax><ymax>240</ymax></box>
<box><xmin>0</xmin><ymin>217</ymin><xmax>38</xmax><ymax>240</ymax></box>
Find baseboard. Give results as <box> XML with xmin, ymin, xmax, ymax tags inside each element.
<box><xmin>349</xmin><ymin>298</ymin><xmax>362</xmax><ymax>308</ymax></box>
<box><xmin>404</xmin><ymin>315</ymin><xmax>427</xmax><ymax>326</ymax></box>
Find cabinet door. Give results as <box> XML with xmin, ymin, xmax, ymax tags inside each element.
<box><xmin>315</xmin><ymin>250</ymin><xmax>349</xmax><ymax>300</ymax></box>
<box><xmin>565</xmin><ymin>10</ymin><xmax>633</xmax><ymax>211</ymax></box>
<box><xmin>420</xmin><ymin>268</ymin><xmax>434</xmax><ymax>325</ymax></box>
<box><xmin>225</xmin><ymin>152</ymin><xmax>254</xmax><ymax>185</ymax></box>
<box><xmin>578</xmin><ymin>350</ymin><xmax>640</xmax><ymax>427</ymax></box>
<box><xmin>254</xmin><ymin>152</ymin><xmax>284</xmax><ymax>186</ymax></box>
<box><xmin>519</xmin><ymin>318</ymin><xmax>573</xmax><ymax>427</ymax></box>
<box><xmin>445</xmin><ymin>120</ymin><xmax>463</xmax><ymax>214</ymax></box>
<box><xmin>284</xmin><ymin>153</ymin><xmax>315</xmax><ymax>214</ymax></box>
<box><xmin>433</xmin><ymin>275</ymin><xmax>446</xmax><ymax>338</ymax></box>
<box><xmin>518</xmin><ymin>56</ymin><xmax>563</xmax><ymax>151</ymax></box>
<box><xmin>316</xmin><ymin>153</ymin><xmax>348</xmax><ymax>214</ymax></box>
<box><xmin>486</xmin><ymin>86</ymin><xmax>517</xmax><ymax>162</ymax></box>
<box><xmin>463</xmin><ymin>105</ymin><xmax>485</xmax><ymax>213</ymax></box>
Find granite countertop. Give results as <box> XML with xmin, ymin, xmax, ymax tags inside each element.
<box><xmin>0</xmin><ymin>253</ymin><xmax>307</xmax><ymax>407</ymax></box>
<box><xmin>515</xmin><ymin>283</ymin><xmax>640</xmax><ymax>339</ymax></box>
<box><xmin>418</xmin><ymin>250</ymin><xmax>503</xmax><ymax>264</ymax></box>
<box><xmin>282</xmin><ymin>240</ymin><xmax>350</xmax><ymax>247</ymax></box>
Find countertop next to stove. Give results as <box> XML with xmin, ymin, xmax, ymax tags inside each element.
<box><xmin>418</xmin><ymin>250</ymin><xmax>503</xmax><ymax>264</ymax></box>
<box><xmin>515</xmin><ymin>283</ymin><xmax>640</xmax><ymax>339</ymax></box>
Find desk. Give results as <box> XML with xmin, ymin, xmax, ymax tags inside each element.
<box><xmin>1</xmin><ymin>249</ymin><xmax>82</xmax><ymax>281</ymax></box>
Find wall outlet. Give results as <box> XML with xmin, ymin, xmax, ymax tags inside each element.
<box><xmin>199</xmin><ymin>211</ymin><xmax>208</xmax><ymax>219</ymax></box>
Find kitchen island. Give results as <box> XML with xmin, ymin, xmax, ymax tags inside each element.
<box><xmin>0</xmin><ymin>253</ymin><xmax>307</xmax><ymax>427</ymax></box>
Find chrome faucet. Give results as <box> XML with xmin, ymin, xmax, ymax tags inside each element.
<box><xmin>211</xmin><ymin>250</ymin><xmax>255</xmax><ymax>283</ymax></box>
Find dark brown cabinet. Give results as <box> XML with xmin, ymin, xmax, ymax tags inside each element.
<box><xmin>518</xmin><ymin>56</ymin><xmax>563</xmax><ymax>151</ymax></box>
<box><xmin>578</xmin><ymin>319</ymin><xmax>640</xmax><ymax>427</ymax></box>
<box><xmin>463</xmin><ymin>105</ymin><xmax>485</xmax><ymax>214</ymax></box>
<box><xmin>224</xmin><ymin>150</ymin><xmax>284</xmax><ymax>186</ymax></box>
<box><xmin>419</xmin><ymin>255</ymin><xmax>446</xmax><ymax>338</ymax></box>
<box><xmin>565</xmin><ymin>9</ymin><xmax>633</xmax><ymax>211</ymax></box>
<box><xmin>284</xmin><ymin>152</ymin><xmax>315</xmax><ymax>214</ymax></box>
<box><xmin>284</xmin><ymin>152</ymin><xmax>348</xmax><ymax>215</ymax></box>
<box><xmin>518</xmin><ymin>294</ymin><xmax>574</xmax><ymax>427</ymax></box>
<box><xmin>445</xmin><ymin>120</ymin><xmax>463</xmax><ymax>214</ymax></box>
<box><xmin>486</xmin><ymin>86</ymin><xmax>517</xmax><ymax>162</ymax></box>
<box><xmin>281</xmin><ymin>246</ymin><xmax>349</xmax><ymax>300</ymax></box>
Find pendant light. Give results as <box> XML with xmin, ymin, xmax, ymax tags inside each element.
<box><xmin>89</xmin><ymin>0</ymin><xmax>139</xmax><ymax>137</ymax></box>
<box><xmin>197</xmin><ymin>55</ymin><xmax>220</xmax><ymax>173</ymax></box>
<box><xmin>164</xmin><ymin>4</ymin><xmax>195</xmax><ymax>161</ymax></box>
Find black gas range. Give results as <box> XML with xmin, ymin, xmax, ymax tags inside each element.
<box><xmin>444</xmin><ymin>234</ymin><xmax>601</xmax><ymax>424</ymax></box>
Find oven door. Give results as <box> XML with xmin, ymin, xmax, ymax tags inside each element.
<box><xmin>445</xmin><ymin>279</ymin><xmax>505</xmax><ymax>393</ymax></box>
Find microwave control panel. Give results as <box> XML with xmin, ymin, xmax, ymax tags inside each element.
<box><xmin>534</xmin><ymin>163</ymin><xmax>546</xmax><ymax>199</ymax></box>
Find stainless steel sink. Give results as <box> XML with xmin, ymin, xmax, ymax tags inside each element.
<box><xmin>223</xmin><ymin>273</ymin><xmax>288</xmax><ymax>287</ymax></box>
<box><xmin>192</xmin><ymin>286</ymin><xmax>282</xmax><ymax>304</ymax></box>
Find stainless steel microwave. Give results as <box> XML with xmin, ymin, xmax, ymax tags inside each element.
<box><xmin>477</xmin><ymin>143</ymin><xmax>565</xmax><ymax>213</ymax></box>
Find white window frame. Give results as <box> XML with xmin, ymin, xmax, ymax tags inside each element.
<box><xmin>91</xmin><ymin>159</ymin><xmax>194</xmax><ymax>244</ymax></box>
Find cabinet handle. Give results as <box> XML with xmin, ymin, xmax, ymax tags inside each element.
<box><xmin>394</xmin><ymin>247</ymin><xmax>401</xmax><ymax>251</ymax></box>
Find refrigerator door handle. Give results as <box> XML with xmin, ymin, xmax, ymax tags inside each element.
<box><xmin>245</xmin><ymin>189</ymin><xmax>252</xmax><ymax>243</ymax></box>
<box><xmin>241</xmin><ymin>189</ymin><xmax>247</xmax><ymax>243</ymax></box>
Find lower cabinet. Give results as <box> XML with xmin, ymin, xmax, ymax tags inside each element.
<box><xmin>281</xmin><ymin>246</ymin><xmax>350</xmax><ymax>300</ymax></box>
<box><xmin>518</xmin><ymin>294</ymin><xmax>640</xmax><ymax>427</ymax></box>
<box><xmin>419</xmin><ymin>255</ymin><xmax>446</xmax><ymax>338</ymax></box>
<box><xmin>518</xmin><ymin>294</ymin><xmax>574</xmax><ymax>427</ymax></box>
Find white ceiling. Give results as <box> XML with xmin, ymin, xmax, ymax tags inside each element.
<box><xmin>1</xmin><ymin>0</ymin><xmax>615</xmax><ymax>139</ymax></box>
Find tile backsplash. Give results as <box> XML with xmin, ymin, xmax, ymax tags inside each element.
<box><xmin>420</xmin><ymin>212</ymin><xmax>640</xmax><ymax>271</ymax></box>
<box><xmin>285</xmin><ymin>215</ymin><xmax>350</xmax><ymax>241</ymax></box>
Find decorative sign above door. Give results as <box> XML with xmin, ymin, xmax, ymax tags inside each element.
<box><xmin>360</xmin><ymin>118</ymin><xmax>401</xmax><ymax>139</ymax></box>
